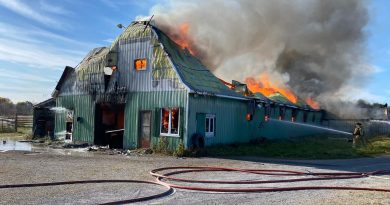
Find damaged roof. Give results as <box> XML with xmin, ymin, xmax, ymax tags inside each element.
<box><xmin>153</xmin><ymin>27</ymin><xmax>247</xmax><ymax>99</ymax></box>
<box><xmin>267</xmin><ymin>92</ymin><xmax>297</xmax><ymax>107</ymax></box>
<box><xmin>52</xmin><ymin>21</ymin><xmax>320</xmax><ymax>110</ymax></box>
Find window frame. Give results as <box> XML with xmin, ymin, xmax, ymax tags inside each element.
<box><xmin>205</xmin><ymin>114</ymin><xmax>215</xmax><ymax>138</ymax></box>
<box><xmin>160</xmin><ymin>108</ymin><xmax>180</xmax><ymax>137</ymax></box>
<box><xmin>134</xmin><ymin>58</ymin><xmax>147</xmax><ymax>71</ymax></box>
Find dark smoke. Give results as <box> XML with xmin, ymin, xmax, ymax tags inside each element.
<box><xmin>148</xmin><ymin>0</ymin><xmax>371</xmax><ymax>112</ymax></box>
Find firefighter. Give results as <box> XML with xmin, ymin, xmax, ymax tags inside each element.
<box><xmin>352</xmin><ymin>122</ymin><xmax>366</xmax><ymax>147</ymax></box>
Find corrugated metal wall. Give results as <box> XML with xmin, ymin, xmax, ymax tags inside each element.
<box><xmin>55</xmin><ymin>95</ymin><xmax>95</xmax><ymax>143</ymax></box>
<box><xmin>188</xmin><ymin>95</ymin><xmax>263</xmax><ymax>147</ymax></box>
<box><xmin>124</xmin><ymin>91</ymin><xmax>187</xmax><ymax>150</ymax></box>
<box><xmin>117</xmin><ymin>33</ymin><xmax>186</xmax><ymax>92</ymax></box>
<box><xmin>188</xmin><ymin>94</ymin><xmax>326</xmax><ymax>147</ymax></box>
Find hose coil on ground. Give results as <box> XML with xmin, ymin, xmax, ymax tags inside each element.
<box><xmin>150</xmin><ymin>166</ymin><xmax>390</xmax><ymax>193</ymax></box>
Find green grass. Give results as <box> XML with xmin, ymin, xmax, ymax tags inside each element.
<box><xmin>206</xmin><ymin>136</ymin><xmax>390</xmax><ymax>159</ymax></box>
<box><xmin>355</xmin><ymin>136</ymin><xmax>390</xmax><ymax>156</ymax></box>
<box><xmin>0</xmin><ymin>127</ymin><xmax>32</xmax><ymax>140</ymax></box>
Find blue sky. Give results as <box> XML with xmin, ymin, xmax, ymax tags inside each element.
<box><xmin>0</xmin><ymin>0</ymin><xmax>388</xmax><ymax>104</ymax></box>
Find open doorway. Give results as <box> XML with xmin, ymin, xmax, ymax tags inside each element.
<box><xmin>94</xmin><ymin>103</ymin><xmax>124</xmax><ymax>149</ymax></box>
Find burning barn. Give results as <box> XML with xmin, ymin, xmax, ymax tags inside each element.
<box><xmin>52</xmin><ymin>21</ymin><xmax>325</xmax><ymax>150</ymax></box>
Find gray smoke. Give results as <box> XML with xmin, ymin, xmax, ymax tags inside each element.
<box><xmin>148</xmin><ymin>0</ymin><xmax>370</xmax><ymax>111</ymax></box>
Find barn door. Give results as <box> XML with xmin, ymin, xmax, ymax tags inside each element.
<box><xmin>139</xmin><ymin>111</ymin><xmax>151</xmax><ymax>148</ymax></box>
<box><xmin>196</xmin><ymin>113</ymin><xmax>205</xmax><ymax>136</ymax></box>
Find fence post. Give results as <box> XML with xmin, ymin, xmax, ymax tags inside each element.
<box><xmin>15</xmin><ymin>114</ymin><xmax>18</xmax><ymax>132</ymax></box>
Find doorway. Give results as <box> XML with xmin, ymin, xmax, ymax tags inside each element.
<box><xmin>139</xmin><ymin>111</ymin><xmax>151</xmax><ymax>148</ymax></box>
<box><xmin>94</xmin><ymin>103</ymin><xmax>124</xmax><ymax>149</ymax></box>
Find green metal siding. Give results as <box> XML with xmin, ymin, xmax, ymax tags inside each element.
<box><xmin>188</xmin><ymin>94</ymin><xmax>327</xmax><ymax>147</ymax></box>
<box><xmin>188</xmin><ymin>95</ymin><xmax>262</xmax><ymax>147</ymax></box>
<box><xmin>55</xmin><ymin>95</ymin><xmax>95</xmax><ymax>143</ymax></box>
<box><xmin>124</xmin><ymin>91</ymin><xmax>187</xmax><ymax>150</ymax></box>
<box><xmin>296</xmin><ymin>110</ymin><xmax>304</xmax><ymax>122</ymax></box>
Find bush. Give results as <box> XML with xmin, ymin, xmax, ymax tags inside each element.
<box><xmin>155</xmin><ymin>136</ymin><xmax>170</xmax><ymax>154</ymax></box>
<box><xmin>174</xmin><ymin>140</ymin><xmax>185</xmax><ymax>157</ymax></box>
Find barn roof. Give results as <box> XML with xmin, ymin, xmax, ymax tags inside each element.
<box><xmin>267</xmin><ymin>92</ymin><xmax>297</xmax><ymax>107</ymax></box>
<box><xmin>52</xmin><ymin>21</ymin><xmax>321</xmax><ymax>110</ymax></box>
<box><xmin>153</xmin><ymin>26</ymin><xmax>246</xmax><ymax>99</ymax></box>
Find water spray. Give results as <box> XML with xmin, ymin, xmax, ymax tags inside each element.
<box><xmin>269</xmin><ymin>119</ymin><xmax>353</xmax><ymax>135</ymax></box>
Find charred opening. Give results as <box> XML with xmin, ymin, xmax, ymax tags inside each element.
<box><xmin>94</xmin><ymin>103</ymin><xmax>125</xmax><ymax>149</ymax></box>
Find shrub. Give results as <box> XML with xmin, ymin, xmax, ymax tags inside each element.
<box><xmin>155</xmin><ymin>136</ymin><xmax>169</xmax><ymax>154</ymax></box>
<box><xmin>174</xmin><ymin>140</ymin><xmax>185</xmax><ymax>157</ymax></box>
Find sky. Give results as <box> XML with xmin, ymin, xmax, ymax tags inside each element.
<box><xmin>0</xmin><ymin>0</ymin><xmax>388</xmax><ymax>104</ymax></box>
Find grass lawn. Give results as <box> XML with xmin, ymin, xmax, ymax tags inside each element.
<box><xmin>0</xmin><ymin>127</ymin><xmax>32</xmax><ymax>140</ymax></box>
<box><xmin>206</xmin><ymin>136</ymin><xmax>390</xmax><ymax>159</ymax></box>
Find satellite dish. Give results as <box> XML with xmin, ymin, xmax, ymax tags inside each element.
<box><xmin>104</xmin><ymin>67</ymin><xmax>113</xmax><ymax>75</ymax></box>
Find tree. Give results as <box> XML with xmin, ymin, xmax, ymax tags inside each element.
<box><xmin>16</xmin><ymin>101</ymin><xmax>34</xmax><ymax>115</ymax></box>
<box><xmin>0</xmin><ymin>97</ymin><xmax>16</xmax><ymax>116</ymax></box>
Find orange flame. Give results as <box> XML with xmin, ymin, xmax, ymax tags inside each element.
<box><xmin>306</xmin><ymin>97</ymin><xmax>320</xmax><ymax>109</ymax></box>
<box><xmin>245</xmin><ymin>73</ymin><xmax>298</xmax><ymax>104</ymax></box>
<box><xmin>171</xmin><ymin>23</ymin><xmax>196</xmax><ymax>55</ymax></box>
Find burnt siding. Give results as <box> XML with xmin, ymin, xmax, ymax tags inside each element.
<box><xmin>116</xmin><ymin>35</ymin><xmax>187</xmax><ymax>92</ymax></box>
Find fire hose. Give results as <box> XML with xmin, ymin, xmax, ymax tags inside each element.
<box><xmin>150</xmin><ymin>166</ymin><xmax>390</xmax><ymax>193</ymax></box>
<box><xmin>1</xmin><ymin>166</ymin><xmax>390</xmax><ymax>204</ymax></box>
<box><xmin>0</xmin><ymin>179</ymin><xmax>173</xmax><ymax>205</ymax></box>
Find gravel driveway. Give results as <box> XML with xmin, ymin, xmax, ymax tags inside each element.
<box><xmin>0</xmin><ymin>148</ymin><xmax>389</xmax><ymax>205</ymax></box>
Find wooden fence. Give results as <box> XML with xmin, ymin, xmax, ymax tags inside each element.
<box><xmin>0</xmin><ymin>115</ymin><xmax>33</xmax><ymax>133</ymax></box>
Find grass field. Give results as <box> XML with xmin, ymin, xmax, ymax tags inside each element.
<box><xmin>0</xmin><ymin>127</ymin><xmax>32</xmax><ymax>140</ymax></box>
<box><xmin>206</xmin><ymin>136</ymin><xmax>390</xmax><ymax>159</ymax></box>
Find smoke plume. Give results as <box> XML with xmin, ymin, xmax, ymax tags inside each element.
<box><xmin>148</xmin><ymin>0</ymin><xmax>370</xmax><ymax>112</ymax></box>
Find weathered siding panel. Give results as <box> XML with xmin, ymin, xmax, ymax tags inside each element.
<box><xmin>55</xmin><ymin>95</ymin><xmax>95</xmax><ymax>143</ymax></box>
<box><xmin>124</xmin><ymin>91</ymin><xmax>187</xmax><ymax>150</ymax></box>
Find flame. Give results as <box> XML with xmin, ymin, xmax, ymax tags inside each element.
<box><xmin>171</xmin><ymin>23</ymin><xmax>196</xmax><ymax>55</ymax></box>
<box><xmin>306</xmin><ymin>97</ymin><xmax>320</xmax><ymax>109</ymax></box>
<box><xmin>245</xmin><ymin>73</ymin><xmax>298</xmax><ymax>104</ymax></box>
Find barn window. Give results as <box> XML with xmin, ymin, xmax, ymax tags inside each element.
<box><xmin>279</xmin><ymin>107</ymin><xmax>285</xmax><ymax>120</ymax></box>
<box><xmin>265</xmin><ymin>104</ymin><xmax>271</xmax><ymax>122</ymax></box>
<box><xmin>160</xmin><ymin>108</ymin><xmax>180</xmax><ymax>136</ymax></box>
<box><xmin>134</xmin><ymin>58</ymin><xmax>147</xmax><ymax>71</ymax></box>
<box><xmin>205</xmin><ymin>114</ymin><xmax>215</xmax><ymax>137</ymax></box>
<box><xmin>291</xmin><ymin>109</ymin><xmax>298</xmax><ymax>122</ymax></box>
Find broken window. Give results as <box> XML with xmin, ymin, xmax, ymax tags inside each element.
<box><xmin>65</xmin><ymin>110</ymin><xmax>73</xmax><ymax>141</ymax></box>
<box><xmin>292</xmin><ymin>109</ymin><xmax>298</xmax><ymax>122</ymax></box>
<box><xmin>65</xmin><ymin>122</ymin><xmax>73</xmax><ymax>140</ymax></box>
<box><xmin>160</xmin><ymin>108</ymin><xmax>180</xmax><ymax>136</ymax></box>
<box><xmin>134</xmin><ymin>58</ymin><xmax>147</xmax><ymax>71</ymax></box>
<box><xmin>279</xmin><ymin>107</ymin><xmax>285</xmax><ymax>120</ymax></box>
<box><xmin>265</xmin><ymin>104</ymin><xmax>271</xmax><ymax>122</ymax></box>
<box><xmin>205</xmin><ymin>114</ymin><xmax>215</xmax><ymax>137</ymax></box>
